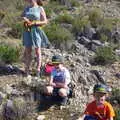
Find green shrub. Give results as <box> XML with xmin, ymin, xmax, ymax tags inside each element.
<box><xmin>112</xmin><ymin>88</ymin><xmax>120</xmax><ymax>98</ymax></box>
<box><xmin>88</xmin><ymin>9</ymin><xmax>103</xmax><ymax>28</ymax></box>
<box><xmin>101</xmin><ymin>18</ymin><xmax>114</xmax><ymax>33</ymax></box>
<box><xmin>2</xmin><ymin>11</ymin><xmax>21</xmax><ymax>27</ymax></box>
<box><xmin>47</xmin><ymin>1</ymin><xmax>67</xmax><ymax>14</ymax></box>
<box><xmin>8</xmin><ymin>22</ymin><xmax>23</xmax><ymax>39</ymax></box>
<box><xmin>94</xmin><ymin>46</ymin><xmax>116</xmax><ymax>65</ymax></box>
<box><xmin>14</xmin><ymin>0</ymin><xmax>25</xmax><ymax>10</ymax></box>
<box><xmin>115</xmin><ymin>108</ymin><xmax>120</xmax><ymax>120</ymax></box>
<box><xmin>44</xmin><ymin>6</ymin><xmax>53</xmax><ymax>18</ymax></box>
<box><xmin>69</xmin><ymin>0</ymin><xmax>80</xmax><ymax>7</ymax></box>
<box><xmin>55</xmin><ymin>14</ymin><xmax>73</xmax><ymax>24</ymax></box>
<box><xmin>44</xmin><ymin>22</ymin><xmax>74</xmax><ymax>48</ymax></box>
<box><xmin>111</xmin><ymin>88</ymin><xmax>120</xmax><ymax>120</ymax></box>
<box><xmin>99</xmin><ymin>18</ymin><xmax>120</xmax><ymax>43</ymax></box>
<box><xmin>100</xmin><ymin>34</ymin><xmax>108</xmax><ymax>42</ymax></box>
<box><xmin>0</xmin><ymin>10</ymin><xmax>5</xmax><ymax>21</ymax></box>
<box><xmin>72</xmin><ymin>16</ymin><xmax>90</xmax><ymax>34</ymax></box>
<box><xmin>0</xmin><ymin>43</ymin><xmax>21</xmax><ymax>64</ymax></box>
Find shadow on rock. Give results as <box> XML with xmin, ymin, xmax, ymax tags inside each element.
<box><xmin>36</xmin><ymin>95</ymin><xmax>67</xmax><ymax>112</ymax></box>
<box><xmin>0</xmin><ymin>65</ymin><xmax>23</xmax><ymax>76</ymax></box>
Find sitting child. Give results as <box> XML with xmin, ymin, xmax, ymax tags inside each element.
<box><xmin>44</xmin><ymin>55</ymin><xmax>71</xmax><ymax>105</ymax></box>
<box><xmin>78</xmin><ymin>84</ymin><xmax>115</xmax><ymax>120</ymax></box>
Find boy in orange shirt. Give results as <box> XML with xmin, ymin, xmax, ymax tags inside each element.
<box><xmin>79</xmin><ymin>84</ymin><xmax>115</xmax><ymax>120</ymax></box>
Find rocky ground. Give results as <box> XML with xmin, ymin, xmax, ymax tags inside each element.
<box><xmin>0</xmin><ymin>0</ymin><xmax>120</xmax><ymax>120</ymax></box>
<box><xmin>0</xmin><ymin>46</ymin><xmax>120</xmax><ymax>120</ymax></box>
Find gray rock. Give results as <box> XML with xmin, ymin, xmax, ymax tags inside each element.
<box><xmin>78</xmin><ymin>36</ymin><xmax>91</xmax><ymax>45</ymax></box>
<box><xmin>2</xmin><ymin>98</ymin><xmax>29</xmax><ymax>120</ymax></box>
<box><xmin>37</xmin><ymin>115</ymin><xmax>45</xmax><ymax>120</ymax></box>
<box><xmin>90</xmin><ymin>70</ymin><xmax>106</xmax><ymax>84</ymax></box>
<box><xmin>3</xmin><ymin>84</ymin><xmax>13</xmax><ymax>95</ymax></box>
<box><xmin>90</xmin><ymin>40</ymin><xmax>104</xmax><ymax>52</ymax></box>
<box><xmin>83</xmin><ymin>27</ymin><xmax>96</xmax><ymax>40</ymax></box>
<box><xmin>0</xmin><ymin>92</ymin><xmax>6</xmax><ymax>104</ymax></box>
<box><xmin>112</xmin><ymin>30</ymin><xmax>120</xmax><ymax>44</ymax></box>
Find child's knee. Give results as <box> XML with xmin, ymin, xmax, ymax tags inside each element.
<box><xmin>59</xmin><ymin>88</ymin><xmax>67</xmax><ymax>97</ymax></box>
<box><xmin>45</xmin><ymin>86</ymin><xmax>53</xmax><ymax>94</ymax></box>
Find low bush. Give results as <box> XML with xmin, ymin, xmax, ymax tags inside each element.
<box><xmin>55</xmin><ymin>13</ymin><xmax>74</xmax><ymax>24</ymax></box>
<box><xmin>115</xmin><ymin>108</ymin><xmax>120</xmax><ymax>120</ymax></box>
<box><xmin>0</xmin><ymin>43</ymin><xmax>21</xmax><ymax>64</ymax></box>
<box><xmin>14</xmin><ymin>0</ymin><xmax>25</xmax><ymax>10</ymax></box>
<box><xmin>69</xmin><ymin>0</ymin><xmax>80</xmax><ymax>7</ymax></box>
<box><xmin>44</xmin><ymin>6</ymin><xmax>53</xmax><ymax>18</ymax></box>
<box><xmin>88</xmin><ymin>9</ymin><xmax>103</xmax><ymax>28</ymax></box>
<box><xmin>0</xmin><ymin>10</ymin><xmax>5</xmax><ymax>22</ymax></box>
<box><xmin>7</xmin><ymin>22</ymin><xmax>23</xmax><ymax>39</ymax></box>
<box><xmin>44</xmin><ymin>22</ymin><xmax>74</xmax><ymax>49</ymax></box>
<box><xmin>72</xmin><ymin>16</ymin><xmax>90</xmax><ymax>35</ymax></box>
<box><xmin>2</xmin><ymin>98</ymin><xmax>33</xmax><ymax>120</ymax></box>
<box><xmin>100</xmin><ymin>33</ymin><xmax>108</xmax><ymax>42</ymax></box>
<box><xmin>47</xmin><ymin>1</ymin><xmax>67</xmax><ymax>14</ymax></box>
<box><xmin>111</xmin><ymin>88</ymin><xmax>120</xmax><ymax>120</ymax></box>
<box><xmin>94</xmin><ymin>46</ymin><xmax>116</xmax><ymax>65</ymax></box>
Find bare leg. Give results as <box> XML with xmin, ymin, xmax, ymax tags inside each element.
<box><xmin>35</xmin><ymin>47</ymin><xmax>41</xmax><ymax>75</ymax></box>
<box><xmin>23</xmin><ymin>47</ymin><xmax>32</xmax><ymax>75</ymax></box>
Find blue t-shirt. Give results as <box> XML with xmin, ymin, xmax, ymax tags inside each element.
<box><xmin>51</xmin><ymin>67</ymin><xmax>70</xmax><ymax>85</ymax></box>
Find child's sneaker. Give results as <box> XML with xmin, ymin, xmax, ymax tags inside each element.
<box><xmin>60</xmin><ymin>97</ymin><xmax>68</xmax><ymax>106</ymax></box>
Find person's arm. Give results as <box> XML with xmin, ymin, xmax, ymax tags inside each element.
<box><xmin>106</xmin><ymin>102</ymin><xmax>115</xmax><ymax>120</ymax></box>
<box><xmin>21</xmin><ymin>7</ymin><xmax>31</xmax><ymax>24</ymax></box>
<box><xmin>49</xmin><ymin>76</ymin><xmax>56</xmax><ymax>87</ymax></box>
<box><xmin>23</xmin><ymin>17</ymin><xmax>31</xmax><ymax>23</ymax></box>
<box><xmin>77</xmin><ymin>114</ymin><xmax>85</xmax><ymax>120</ymax></box>
<box><xmin>49</xmin><ymin>70</ymin><xmax>56</xmax><ymax>87</ymax></box>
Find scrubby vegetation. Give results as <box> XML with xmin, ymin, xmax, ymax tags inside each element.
<box><xmin>0</xmin><ymin>0</ymin><xmax>120</xmax><ymax>119</ymax></box>
<box><xmin>0</xmin><ymin>43</ymin><xmax>21</xmax><ymax>64</ymax></box>
<box><xmin>88</xmin><ymin>8</ymin><xmax>103</xmax><ymax>28</ymax></box>
<box><xmin>55</xmin><ymin>13</ymin><xmax>74</xmax><ymax>24</ymax></box>
<box><xmin>72</xmin><ymin>16</ymin><xmax>90</xmax><ymax>35</ymax></box>
<box><xmin>44</xmin><ymin>22</ymin><xmax>74</xmax><ymax>49</ymax></box>
<box><xmin>111</xmin><ymin>88</ymin><xmax>120</xmax><ymax>120</ymax></box>
<box><xmin>94</xmin><ymin>46</ymin><xmax>116</xmax><ymax>65</ymax></box>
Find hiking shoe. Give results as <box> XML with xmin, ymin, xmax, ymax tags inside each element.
<box><xmin>36</xmin><ymin>71</ymin><xmax>41</xmax><ymax>78</ymax></box>
<box><xmin>59</xmin><ymin>97</ymin><xmax>68</xmax><ymax>106</ymax></box>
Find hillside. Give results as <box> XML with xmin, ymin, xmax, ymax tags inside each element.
<box><xmin>0</xmin><ymin>0</ymin><xmax>120</xmax><ymax>120</ymax></box>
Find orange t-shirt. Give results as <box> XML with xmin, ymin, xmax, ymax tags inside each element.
<box><xmin>84</xmin><ymin>100</ymin><xmax>115</xmax><ymax>120</ymax></box>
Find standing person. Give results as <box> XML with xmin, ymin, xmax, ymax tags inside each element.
<box><xmin>45</xmin><ymin>55</ymin><xmax>71</xmax><ymax>105</ymax></box>
<box><xmin>78</xmin><ymin>84</ymin><xmax>115</xmax><ymax>120</ymax></box>
<box><xmin>22</xmin><ymin>0</ymin><xmax>50</xmax><ymax>77</ymax></box>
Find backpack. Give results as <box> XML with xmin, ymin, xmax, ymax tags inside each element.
<box><xmin>43</xmin><ymin>63</ymin><xmax>55</xmax><ymax>76</ymax></box>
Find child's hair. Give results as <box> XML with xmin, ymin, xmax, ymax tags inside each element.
<box><xmin>37</xmin><ymin>0</ymin><xmax>43</xmax><ymax>6</ymax></box>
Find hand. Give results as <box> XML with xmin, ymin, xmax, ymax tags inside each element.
<box><xmin>27</xmin><ymin>21</ymin><xmax>35</xmax><ymax>27</ymax></box>
<box><xmin>76</xmin><ymin>118</ymin><xmax>83</xmax><ymax>120</ymax></box>
<box><xmin>24</xmin><ymin>21</ymin><xmax>32</xmax><ymax>28</ymax></box>
<box><xmin>49</xmin><ymin>82</ymin><xmax>56</xmax><ymax>87</ymax></box>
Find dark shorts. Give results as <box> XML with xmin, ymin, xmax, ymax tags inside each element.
<box><xmin>52</xmin><ymin>88</ymin><xmax>70</xmax><ymax>97</ymax></box>
<box><xmin>84</xmin><ymin>115</ymin><xmax>97</xmax><ymax>120</ymax></box>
